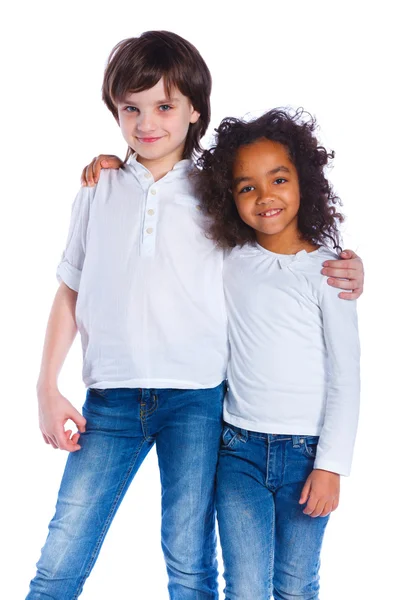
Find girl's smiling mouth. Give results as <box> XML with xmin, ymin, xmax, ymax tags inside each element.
<box><xmin>258</xmin><ymin>208</ymin><xmax>283</xmax><ymax>218</ymax></box>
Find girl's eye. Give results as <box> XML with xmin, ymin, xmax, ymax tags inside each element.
<box><xmin>159</xmin><ymin>105</ymin><xmax>172</xmax><ymax>111</ymax></box>
<box><xmin>274</xmin><ymin>178</ymin><xmax>287</xmax><ymax>184</ymax></box>
<box><xmin>239</xmin><ymin>185</ymin><xmax>255</xmax><ymax>194</ymax></box>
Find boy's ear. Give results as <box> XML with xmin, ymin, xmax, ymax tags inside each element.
<box><xmin>190</xmin><ymin>108</ymin><xmax>200</xmax><ymax>124</ymax></box>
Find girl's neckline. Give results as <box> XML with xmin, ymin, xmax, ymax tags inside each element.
<box><xmin>255</xmin><ymin>243</ymin><xmax>323</xmax><ymax>258</ymax></box>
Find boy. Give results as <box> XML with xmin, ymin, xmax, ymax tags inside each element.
<box><xmin>28</xmin><ymin>30</ymin><xmax>364</xmax><ymax>600</ymax></box>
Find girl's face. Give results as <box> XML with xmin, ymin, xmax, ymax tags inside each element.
<box><xmin>232</xmin><ymin>138</ymin><xmax>301</xmax><ymax>247</ymax></box>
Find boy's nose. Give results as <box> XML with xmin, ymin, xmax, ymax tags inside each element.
<box><xmin>136</xmin><ymin>114</ymin><xmax>156</xmax><ymax>132</ymax></box>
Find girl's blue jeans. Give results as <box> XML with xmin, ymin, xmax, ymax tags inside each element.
<box><xmin>216</xmin><ymin>424</ymin><xmax>330</xmax><ymax>600</ymax></box>
<box><xmin>26</xmin><ymin>384</ymin><xmax>225</xmax><ymax>600</ymax></box>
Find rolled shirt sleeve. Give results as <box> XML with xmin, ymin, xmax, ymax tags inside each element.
<box><xmin>313</xmin><ymin>279</ymin><xmax>361</xmax><ymax>477</ymax></box>
<box><xmin>56</xmin><ymin>186</ymin><xmax>95</xmax><ymax>292</ymax></box>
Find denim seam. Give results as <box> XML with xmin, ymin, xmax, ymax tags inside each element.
<box><xmin>141</xmin><ymin>394</ymin><xmax>158</xmax><ymax>418</ymax></box>
<box><xmin>269</xmin><ymin>499</ymin><xmax>274</xmax><ymax>599</ymax></box>
<box><xmin>266</xmin><ymin>435</ymin><xmax>271</xmax><ymax>489</ymax></box>
<box><xmin>72</xmin><ymin>436</ymin><xmax>149</xmax><ymax>599</ymax></box>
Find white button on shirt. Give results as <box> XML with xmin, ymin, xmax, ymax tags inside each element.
<box><xmin>223</xmin><ymin>244</ymin><xmax>360</xmax><ymax>476</ymax></box>
<box><xmin>57</xmin><ymin>157</ymin><xmax>228</xmax><ymax>390</ymax></box>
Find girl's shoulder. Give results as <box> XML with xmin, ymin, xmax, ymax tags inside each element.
<box><xmin>289</xmin><ymin>247</ymin><xmax>340</xmax><ymax>295</ymax></box>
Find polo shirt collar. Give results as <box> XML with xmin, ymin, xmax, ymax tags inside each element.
<box><xmin>126</xmin><ymin>154</ymin><xmax>193</xmax><ymax>182</ymax></box>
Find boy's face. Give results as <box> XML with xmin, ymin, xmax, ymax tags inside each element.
<box><xmin>117</xmin><ymin>78</ymin><xmax>200</xmax><ymax>166</ymax></box>
<box><xmin>232</xmin><ymin>138</ymin><xmax>301</xmax><ymax>243</ymax></box>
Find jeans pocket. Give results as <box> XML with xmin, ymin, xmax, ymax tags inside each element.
<box><xmin>88</xmin><ymin>387</ymin><xmax>108</xmax><ymax>397</ymax></box>
<box><xmin>220</xmin><ymin>424</ymin><xmax>246</xmax><ymax>450</ymax></box>
<box><xmin>300</xmin><ymin>436</ymin><xmax>319</xmax><ymax>459</ymax></box>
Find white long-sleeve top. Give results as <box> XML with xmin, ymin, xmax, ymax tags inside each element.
<box><xmin>223</xmin><ymin>244</ymin><xmax>360</xmax><ymax>476</ymax></box>
<box><xmin>56</xmin><ymin>157</ymin><xmax>228</xmax><ymax>390</ymax></box>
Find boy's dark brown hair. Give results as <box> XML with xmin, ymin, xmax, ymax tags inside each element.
<box><xmin>102</xmin><ymin>31</ymin><xmax>212</xmax><ymax>160</ymax></box>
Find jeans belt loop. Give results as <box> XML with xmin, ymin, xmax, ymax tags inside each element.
<box><xmin>292</xmin><ymin>435</ymin><xmax>301</xmax><ymax>448</ymax></box>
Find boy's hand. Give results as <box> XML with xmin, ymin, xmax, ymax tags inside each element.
<box><xmin>81</xmin><ymin>154</ymin><xmax>123</xmax><ymax>187</ymax></box>
<box><xmin>38</xmin><ymin>388</ymin><xmax>86</xmax><ymax>452</ymax></box>
<box><xmin>322</xmin><ymin>250</ymin><xmax>364</xmax><ymax>300</ymax></box>
<box><xmin>299</xmin><ymin>469</ymin><xmax>340</xmax><ymax>518</ymax></box>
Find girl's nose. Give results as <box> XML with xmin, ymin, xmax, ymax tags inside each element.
<box><xmin>256</xmin><ymin>189</ymin><xmax>275</xmax><ymax>204</ymax></box>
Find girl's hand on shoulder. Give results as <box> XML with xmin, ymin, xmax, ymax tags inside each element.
<box><xmin>80</xmin><ymin>154</ymin><xmax>124</xmax><ymax>187</ymax></box>
<box><xmin>37</xmin><ymin>387</ymin><xmax>86</xmax><ymax>452</ymax></box>
<box><xmin>322</xmin><ymin>250</ymin><xmax>364</xmax><ymax>300</ymax></box>
<box><xmin>299</xmin><ymin>469</ymin><xmax>340</xmax><ymax>518</ymax></box>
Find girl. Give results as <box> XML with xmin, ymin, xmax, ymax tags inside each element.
<box><xmin>196</xmin><ymin>109</ymin><xmax>360</xmax><ymax>600</ymax></box>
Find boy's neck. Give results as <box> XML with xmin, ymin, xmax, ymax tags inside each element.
<box><xmin>136</xmin><ymin>146</ymin><xmax>187</xmax><ymax>182</ymax></box>
<box><xmin>256</xmin><ymin>231</ymin><xmax>318</xmax><ymax>255</ymax></box>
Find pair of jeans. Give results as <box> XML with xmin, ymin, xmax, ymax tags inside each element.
<box><xmin>216</xmin><ymin>424</ymin><xmax>330</xmax><ymax>600</ymax></box>
<box><xmin>27</xmin><ymin>384</ymin><xmax>225</xmax><ymax>600</ymax></box>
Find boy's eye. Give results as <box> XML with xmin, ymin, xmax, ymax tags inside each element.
<box><xmin>124</xmin><ymin>106</ymin><xmax>138</xmax><ymax>113</ymax></box>
<box><xmin>239</xmin><ymin>185</ymin><xmax>255</xmax><ymax>194</ymax></box>
<box><xmin>159</xmin><ymin>104</ymin><xmax>172</xmax><ymax>111</ymax></box>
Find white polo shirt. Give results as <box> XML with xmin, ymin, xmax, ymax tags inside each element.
<box><xmin>223</xmin><ymin>244</ymin><xmax>360</xmax><ymax>476</ymax></box>
<box><xmin>57</xmin><ymin>157</ymin><xmax>228</xmax><ymax>390</ymax></box>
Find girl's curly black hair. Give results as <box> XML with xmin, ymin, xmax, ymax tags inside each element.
<box><xmin>195</xmin><ymin>108</ymin><xmax>344</xmax><ymax>250</ymax></box>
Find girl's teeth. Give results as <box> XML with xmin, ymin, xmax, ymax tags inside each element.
<box><xmin>261</xmin><ymin>209</ymin><xmax>281</xmax><ymax>216</ymax></box>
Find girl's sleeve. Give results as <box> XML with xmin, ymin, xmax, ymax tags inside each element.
<box><xmin>56</xmin><ymin>186</ymin><xmax>96</xmax><ymax>292</ymax></box>
<box><xmin>314</xmin><ymin>279</ymin><xmax>361</xmax><ymax>476</ymax></box>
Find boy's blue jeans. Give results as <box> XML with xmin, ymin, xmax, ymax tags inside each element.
<box><xmin>216</xmin><ymin>424</ymin><xmax>330</xmax><ymax>600</ymax></box>
<box><xmin>27</xmin><ymin>384</ymin><xmax>225</xmax><ymax>600</ymax></box>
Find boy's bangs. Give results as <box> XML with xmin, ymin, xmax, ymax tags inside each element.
<box><xmin>112</xmin><ymin>66</ymin><xmax>185</xmax><ymax>106</ymax></box>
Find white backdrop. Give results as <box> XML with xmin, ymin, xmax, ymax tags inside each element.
<box><xmin>1</xmin><ymin>1</ymin><xmax>407</xmax><ymax>598</ymax></box>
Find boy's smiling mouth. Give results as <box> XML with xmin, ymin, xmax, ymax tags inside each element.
<box><xmin>258</xmin><ymin>208</ymin><xmax>283</xmax><ymax>218</ymax></box>
<box><xmin>137</xmin><ymin>136</ymin><xmax>164</xmax><ymax>143</ymax></box>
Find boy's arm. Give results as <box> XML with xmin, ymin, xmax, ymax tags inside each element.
<box><xmin>37</xmin><ymin>282</ymin><xmax>86</xmax><ymax>452</ymax></box>
<box><xmin>38</xmin><ymin>184</ymin><xmax>94</xmax><ymax>451</ymax></box>
<box><xmin>323</xmin><ymin>249</ymin><xmax>364</xmax><ymax>300</ymax></box>
<box><xmin>299</xmin><ymin>279</ymin><xmax>360</xmax><ymax>516</ymax></box>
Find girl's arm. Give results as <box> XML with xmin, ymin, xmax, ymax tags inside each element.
<box><xmin>314</xmin><ymin>280</ymin><xmax>361</xmax><ymax>476</ymax></box>
<box><xmin>37</xmin><ymin>283</ymin><xmax>86</xmax><ymax>452</ymax></box>
<box><xmin>299</xmin><ymin>279</ymin><xmax>360</xmax><ymax>517</ymax></box>
<box><xmin>80</xmin><ymin>154</ymin><xmax>123</xmax><ymax>187</ymax></box>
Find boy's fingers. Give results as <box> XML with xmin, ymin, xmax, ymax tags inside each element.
<box><xmin>43</xmin><ymin>433</ymin><xmax>58</xmax><ymax>449</ymax></box>
<box><xmin>72</xmin><ymin>411</ymin><xmax>86</xmax><ymax>433</ymax></box>
<box><xmin>71</xmin><ymin>432</ymin><xmax>80</xmax><ymax>444</ymax></box>
<box><xmin>323</xmin><ymin>267</ymin><xmax>355</xmax><ymax>280</ymax></box>
<box><xmin>340</xmin><ymin>249</ymin><xmax>357</xmax><ymax>259</ymax></box>
<box><xmin>55</xmin><ymin>430</ymin><xmax>78</xmax><ymax>452</ymax></box>
<box><xmin>323</xmin><ymin>259</ymin><xmax>357</xmax><ymax>271</ymax></box>
<box><xmin>65</xmin><ymin>430</ymin><xmax>81</xmax><ymax>446</ymax></box>
<box><xmin>338</xmin><ymin>289</ymin><xmax>362</xmax><ymax>300</ymax></box>
<box><xmin>327</xmin><ymin>278</ymin><xmax>357</xmax><ymax>290</ymax></box>
<box><xmin>50</xmin><ymin>434</ymin><xmax>60</xmax><ymax>449</ymax></box>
